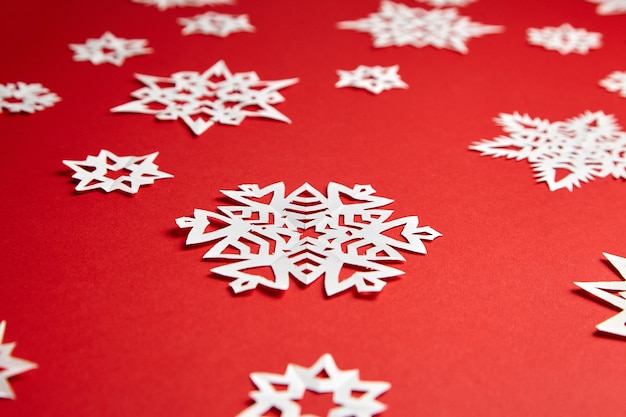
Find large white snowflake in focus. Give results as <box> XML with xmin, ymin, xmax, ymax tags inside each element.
<box><xmin>470</xmin><ymin>111</ymin><xmax>626</xmax><ymax>191</ymax></box>
<box><xmin>132</xmin><ymin>0</ymin><xmax>234</xmax><ymax>10</ymax></box>
<box><xmin>0</xmin><ymin>321</ymin><xmax>37</xmax><ymax>400</ymax></box>
<box><xmin>178</xmin><ymin>11</ymin><xmax>254</xmax><ymax>37</ymax></box>
<box><xmin>417</xmin><ymin>0</ymin><xmax>476</xmax><ymax>6</ymax></box>
<box><xmin>111</xmin><ymin>60</ymin><xmax>298</xmax><ymax>136</ymax></box>
<box><xmin>336</xmin><ymin>65</ymin><xmax>408</xmax><ymax>94</ymax></box>
<box><xmin>63</xmin><ymin>150</ymin><xmax>173</xmax><ymax>194</ymax></box>
<box><xmin>236</xmin><ymin>353</ymin><xmax>390</xmax><ymax>417</ymax></box>
<box><xmin>69</xmin><ymin>32</ymin><xmax>152</xmax><ymax>66</ymax></box>
<box><xmin>0</xmin><ymin>82</ymin><xmax>59</xmax><ymax>114</ymax></box>
<box><xmin>600</xmin><ymin>71</ymin><xmax>626</xmax><ymax>98</ymax></box>
<box><xmin>337</xmin><ymin>0</ymin><xmax>503</xmax><ymax>54</ymax></box>
<box><xmin>177</xmin><ymin>182</ymin><xmax>440</xmax><ymax>296</ymax></box>
<box><xmin>527</xmin><ymin>23</ymin><xmax>602</xmax><ymax>55</ymax></box>
<box><xmin>588</xmin><ymin>0</ymin><xmax>626</xmax><ymax>15</ymax></box>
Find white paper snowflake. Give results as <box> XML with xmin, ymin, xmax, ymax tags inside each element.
<box><xmin>236</xmin><ymin>353</ymin><xmax>390</xmax><ymax>417</ymax></box>
<box><xmin>600</xmin><ymin>71</ymin><xmax>626</xmax><ymax>98</ymax></box>
<box><xmin>178</xmin><ymin>11</ymin><xmax>254</xmax><ymax>37</ymax></box>
<box><xmin>588</xmin><ymin>0</ymin><xmax>626</xmax><ymax>15</ymax></box>
<box><xmin>132</xmin><ymin>0</ymin><xmax>234</xmax><ymax>10</ymax></box>
<box><xmin>575</xmin><ymin>253</ymin><xmax>626</xmax><ymax>338</ymax></box>
<box><xmin>417</xmin><ymin>0</ymin><xmax>476</xmax><ymax>6</ymax></box>
<box><xmin>337</xmin><ymin>0</ymin><xmax>503</xmax><ymax>54</ymax></box>
<box><xmin>0</xmin><ymin>321</ymin><xmax>37</xmax><ymax>400</ymax></box>
<box><xmin>112</xmin><ymin>60</ymin><xmax>297</xmax><ymax>136</ymax></box>
<box><xmin>336</xmin><ymin>65</ymin><xmax>408</xmax><ymax>94</ymax></box>
<box><xmin>470</xmin><ymin>111</ymin><xmax>626</xmax><ymax>191</ymax></box>
<box><xmin>526</xmin><ymin>23</ymin><xmax>602</xmax><ymax>55</ymax></box>
<box><xmin>0</xmin><ymin>82</ymin><xmax>60</xmax><ymax>114</ymax></box>
<box><xmin>177</xmin><ymin>182</ymin><xmax>441</xmax><ymax>296</ymax></box>
<box><xmin>69</xmin><ymin>32</ymin><xmax>152</xmax><ymax>66</ymax></box>
<box><xmin>63</xmin><ymin>150</ymin><xmax>173</xmax><ymax>194</ymax></box>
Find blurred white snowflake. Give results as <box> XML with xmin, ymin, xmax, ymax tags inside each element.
<box><xmin>69</xmin><ymin>32</ymin><xmax>152</xmax><ymax>66</ymax></box>
<box><xmin>588</xmin><ymin>0</ymin><xmax>626</xmax><ymax>15</ymax></box>
<box><xmin>0</xmin><ymin>82</ymin><xmax>60</xmax><ymax>114</ymax></box>
<box><xmin>336</xmin><ymin>65</ymin><xmax>408</xmax><ymax>94</ymax></box>
<box><xmin>527</xmin><ymin>23</ymin><xmax>601</xmax><ymax>54</ymax></box>
<box><xmin>178</xmin><ymin>11</ymin><xmax>254</xmax><ymax>37</ymax></box>
<box><xmin>600</xmin><ymin>71</ymin><xmax>626</xmax><ymax>98</ymax></box>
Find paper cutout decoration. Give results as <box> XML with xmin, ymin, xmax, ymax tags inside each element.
<box><xmin>132</xmin><ymin>0</ymin><xmax>234</xmax><ymax>10</ymax></box>
<box><xmin>63</xmin><ymin>150</ymin><xmax>173</xmax><ymax>194</ymax></box>
<box><xmin>111</xmin><ymin>60</ymin><xmax>298</xmax><ymax>136</ymax></box>
<box><xmin>337</xmin><ymin>0</ymin><xmax>503</xmax><ymax>54</ymax></box>
<box><xmin>69</xmin><ymin>32</ymin><xmax>152</xmax><ymax>66</ymax></box>
<box><xmin>575</xmin><ymin>253</ymin><xmax>626</xmax><ymax>338</ymax></box>
<box><xmin>0</xmin><ymin>321</ymin><xmax>37</xmax><ymax>400</ymax></box>
<box><xmin>526</xmin><ymin>23</ymin><xmax>602</xmax><ymax>55</ymax></box>
<box><xmin>177</xmin><ymin>182</ymin><xmax>441</xmax><ymax>296</ymax></box>
<box><xmin>0</xmin><ymin>82</ymin><xmax>60</xmax><ymax>114</ymax></box>
<box><xmin>470</xmin><ymin>111</ymin><xmax>626</xmax><ymax>191</ymax></box>
<box><xmin>588</xmin><ymin>0</ymin><xmax>626</xmax><ymax>15</ymax></box>
<box><xmin>178</xmin><ymin>11</ymin><xmax>254</xmax><ymax>37</ymax></box>
<box><xmin>417</xmin><ymin>0</ymin><xmax>476</xmax><ymax>6</ymax></box>
<box><xmin>600</xmin><ymin>71</ymin><xmax>626</xmax><ymax>98</ymax></box>
<box><xmin>236</xmin><ymin>353</ymin><xmax>390</xmax><ymax>417</ymax></box>
<box><xmin>336</xmin><ymin>65</ymin><xmax>408</xmax><ymax>94</ymax></box>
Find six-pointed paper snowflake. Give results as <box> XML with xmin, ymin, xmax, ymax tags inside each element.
<box><xmin>337</xmin><ymin>0</ymin><xmax>503</xmax><ymax>54</ymax></box>
<box><xmin>600</xmin><ymin>71</ymin><xmax>626</xmax><ymax>98</ymax></box>
<box><xmin>69</xmin><ymin>32</ymin><xmax>152</xmax><ymax>66</ymax></box>
<box><xmin>588</xmin><ymin>0</ymin><xmax>626</xmax><ymax>15</ymax></box>
<box><xmin>178</xmin><ymin>11</ymin><xmax>254</xmax><ymax>37</ymax></box>
<box><xmin>177</xmin><ymin>182</ymin><xmax>441</xmax><ymax>296</ymax></box>
<box><xmin>575</xmin><ymin>253</ymin><xmax>626</xmax><ymax>338</ymax></box>
<box><xmin>526</xmin><ymin>23</ymin><xmax>602</xmax><ymax>55</ymax></box>
<box><xmin>336</xmin><ymin>65</ymin><xmax>408</xmax><ymax>94</ymax></box>
<box><xmin>0</xmin><ymin>321</ymin><xmax>37</xmax><ymax>400</ymax></box>
<box><xmin>0</xmin><ymin>82</ymin><xmax>60</xmax><ymax>114</ymax></box>
<box><xmin>63</xmin><ymin>150</ymin><xmax>173</xmax><ymax>194</ymax></box>
<box><xmin>236</xmin><ymin>353</ymin><xmax>390</xmax><ymax>417</ymax></box>
<box><xmin>470</xmin><ymin>111</ymin><xmax>626</xmax><ymax>191</ymax></box>
<box><xmin>417</xmin><ymin>0</ymin><xmax>477</xmax><ymax>6</ymax></box>
<box><xmin>132</xmin><ymin>0</ymin><xmax>234</xmax><ymax>10</ymax></box>
<box><xmin>111</xmin><ymin>60</ymin><xmax>298</xmax><ymax>136</ymax></box>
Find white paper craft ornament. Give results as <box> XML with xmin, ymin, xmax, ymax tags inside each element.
<box><xmin>69</xmin><ymin>32</ymin><xmax>152</xmax><ymax>66</ymax></box>
<box><xmin>336</xmin><ymin>65</ymin><xmax>408</xmax><ymax>94</ymax></box>
<box><xmin>600</xmin><ymin>71</ymin><xmax>626</xmax><ymax>98</ymax></box>
<box><xmin>178</xmin><ymin>11</ymin><xmax>254</xmax><ymax>37</ymax></box>
<box><xmin>526</xmin><ymin>23</ymin><xmax>601</xmax><ymax>55</ymax></box>
<box><xmin>0</xmin><ymin>321</ymin><xmax>37</xmax><ymax>400</ymax></box>
<box><xmin>588</xmin><ymin>0</ymin><xmax>626</xmax><ymax>15</ymax></box>
<box><xmin>0</xmin><ymin>82</ymin><xmax>60</xmax><ymax>114</ymax></box>
<box><xmin>131</xmin><ymin>0</ymin><xmax>234</xmax><ymax>10</ymax></box>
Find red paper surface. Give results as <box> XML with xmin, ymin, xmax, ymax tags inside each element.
<box><xmin>1</xmin><ymin>0</ymin><xmax>626</xmax><ymax>416</ymax></box>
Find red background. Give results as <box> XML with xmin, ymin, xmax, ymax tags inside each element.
<box><xmin>1</xmin><ymin>0</ymin><xmax>626</xmax><ymax>416</ymax></box>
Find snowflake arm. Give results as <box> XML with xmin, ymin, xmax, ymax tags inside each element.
<box><xmin>131</xmin><ymin>0</ymin><xmax>234</xmax><ymax>10</ymax></box>
<box><xmin>526</xmin><ymin>23</ymin><xmax>602</xmax><ymax>55</ymax></box>
<box><xmin>588</xmin><ymin>0</ymin><xmax>626</xmax><ymax>14</ymax></box>
<box><xmin>0</xmin><ymin>82</ymin><xmax>60</xmax><ymax>114</ymax></box>
<box><xmin>0</xmin><ymin>321</ymin><xmax>37</xmax><ymax>400</ymax></box>
<box><xmin>69</xmin><ymin>32</ymin><xmax>152</xmax><ymax>66</ymax></box>
<box><xmin>178</xmin><ymin>11</ymin><xmax>254</xmax><ymax>37</ymax></box>
<box><xmin>600</xmin><ymin>71</ymin><xmax>626</xmax><ymax>98</ymax></box>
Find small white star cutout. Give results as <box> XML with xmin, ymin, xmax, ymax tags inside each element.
<box><xmin>69</xmin><ymin>32</ymin><xmax>152</xmax><ymax>66</ymax></box>
<box><xmin>178</xmin><ymin>11</ymin><xmax>254</xmax><ymax>37</ymax></box>
<box><xmin>0</xmin><ymin>321</ymin><xmax>37</xmax><ymax>400</ymax></box>
<box><xmin>336</xmin><ymin>65</ymin><xmax>408</xmax><ymax>94</ymax></box>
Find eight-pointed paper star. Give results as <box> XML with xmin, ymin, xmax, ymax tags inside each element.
<box><xmin>0</xmin><ymin>82</ymin><xmax>60</xmax><ymax>114</ymax></box>
<box><xmin>600</xmin><ymin>71</ymin><xmax>626</xmax><ymax>98</ymax></box>
<box><xmin>111</xmin><ymin>60</ymin><xmax>298</xmax><ymax>136</ymax></box>
<box><xmin>69</xmin><ymin>32</ymin><xmax>152</xmax><ymax>66</ymax></box>
<box><xmin>575</xmin><ymin>253</ymin><xmax>626</xmax><ymax>338</ymax></box>
<box><xmin>131</xmin><ymin>0</ymin><xmax>234</xmax><ymax>10</ymax></box>
<box><xmin>336</xmin><ymin>65</ymin><xmax>408</xmax><ymax>94</ymax></box>
<box><xmin>63</xmin><ymin>150</ymin><xmax>173</xmax><ymax>194</ymax></box>
<box><xmin>588</xmin><ymin>0</ymin><xmax>626</xmax><ymax>14</ymax></box>
<box><xmin>0</xmin><ymin>321</ymin><xmax>37</xmax><ymax>400</ymax></box>
<box><xmin>236</xmin><ymin>353</ymin><xmax>390</xmax><ymax>417</ymax></box>
<box><xmin>526</xmin><ymin>23</ymin><xmax>602</xmax><ymax>55</ymax></box>
<box><xmin>178</xmin><ymin>11</ymin><xmax>254</xmax><ymax>37</ymax></box>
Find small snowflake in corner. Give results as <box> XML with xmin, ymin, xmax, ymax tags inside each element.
<box><xmin>588</xmin><ymin>0</ymin><xmax>626</xmax><ymax>15</ymax></box>
<box><xmin>236</xmin><ymin>353</ymin><xmax>390</xmax><ymax>417</ymax></box>
<box><xmin>0</xmin><ymin>82</ymin><xmax>60</xmax><ymax>114</ymax></box>
<box><xmin>178</xmin><ymin>11</ymin><xmax>254</xmax><ymax>37</ymax></box>
<box><xmin>0</xmin><ymin>321</ymin><xmax>37</xmax><ymax>400</ymax></box>
<box><xmin>63</xmin><ymin>150</ymin><xmax>173</xmax><ymax>194</ymax></box>
<box><xmin>417</xmin><ymin>0</ymin><xmax>476</xmax><ymax>6</ymax></box>
<box><xmin>575</xmin><ymin>253</ymin><xmax>626</xmax><ymax>338</ymax></box>
<box><xmin>336</xmin><ymin>65</ymin><xmax>408</xmax><ymax>94</ymax></box>
<box><xmin>600</xmin><ymin>71</ymin><xmax>626</xmax><ymax>98</ymax></box>
<box><xmin>337</xmin><ymin>0</ymin><xmax>503</xmax><ymax>54</ymax></box>
<box><xmin>132</xmin><ymin>0</ymin><xmax>234</xmax><ymax>10</ymax></box>
<box><xmin>69</xmin><ymin>32</ymin><xmax>152</xmax><ymax>66</ymax></box>
<box><xmin>527</xmin><ymin>23</ymin><xmax>601</xmax><ymax>55</ymax></box>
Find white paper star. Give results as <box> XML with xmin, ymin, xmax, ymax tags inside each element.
<box><xmin>336</xmin><ymin>65</ymin><xmax>408</xmax><ymax>94</ymax></box>
<box><xmin>111</xmin><ymin>60</ymin><xmax>298</xmax><ymax>136</ymax></box>
<box><xmin>132</xmin><ymin>0</ymin><xmax>234</xmax><ymax>10</ymax></box>
<box><xmin>0</xmin><ymin>321</ymin><xmax>37</xmax><ymax>400</ymax></box>
<box><xmin>588</xmin><ymin>0</ymin><xmax>626</xmax><ymax>15</ymax></box>
<box><xmin>63</xmin><ymin>150</ymin><xmax>173</xmax><ymax>194</ymax></box>
<box><xmin>337</xmin><ymin>0</ymin><xmax>503</xmax><ymax>54</ymax></box>
<box><xmin>575</xmin><ymin>253</ymin><xmax>626</xmax><ymax>338</ymax></box>
<box><xmin>69</xmin><ymin>32</ymin><xmax>152</xmax><ymax>66</ymax></box>
<box><xmin>527</xmin><ymin>23</ymin><xmax>602</xmax><ymax>55</ymax></box>
<box><xmin>600</xmin><ymin>71</ymin><xmax>626</xmax><ymax>98</ymax></box>
<box><xmin>417</xmin><ymin>0</ymin><xmax>476</xmax><ymax>6</ymax></box>
<box><xmin>178</xmin><ymin>11</ymin><xmax>254</xmax><ymax>37</ymax></box>
<box><xmin>0</xmin><ymin>82</ymin><xmax>60</xmax><ymax>114</ymax></box>
<box><xmin>237</xmin><ymin>353</ymin><xmax>390</xmax><ymax>417</ymax></box>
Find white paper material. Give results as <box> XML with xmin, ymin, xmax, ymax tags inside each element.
<box><xmin>0</xmin><ymin>82</ymin><xmax>60</xmax><ymax>114</ymax></box>
<box><xmin>600</xmin><ymin>71</ymin><xmax>626</xmax><ymax>98</ymax></box>
<box><xmin>178</xmin><ymin>11</ymin><xmax>254</xmax><ymax>37</ymax></box>
<box><xmin>588</xmin><ymin>0</ymin><xmax>626</xmax><ymax>15</ymax></box>
<box><xmin>237</xmin><ymin>353</ymin><xmax>390</xmax><ymax>417</ymax></box>
<box><xmin>470</xmin><ymin>111</ymin><xmax>626</xmax><ymax>191</ymax></box>
<box><xmin>337</xmin><ymin>0</ymin><xmax>503</xmax><ymax>54</ymax></box>
<box><xmin>132</xmin><ymin>0</ymin><xmax>234</xmax><ymax>10</ymax></box>
<box><xmin>336</xmin><ymin>65</ymin><xmax>408</xmax><ymax>94</ymax></box>
<box><xmin>527</xmin><ymin>23</ymin><xmax>601</xmax><ymax>55</ymax></box>
<box><xmin>63</xmin><ymin>150</ymin><xmax>173</xmax><ymax>194</ymax></box>
<box><xmin>177</xmin><ymin>182</ymin><xmax>441</xmax><ymax>296</ymax></box>
<box><xmin>69</xmin><ymin>32</ymin><xmax>152</xmax><ymax>66</ymax></box>
<box><xmin>0</xmin><ymin>321</ymin><xmax>37</xmax><ymax>400</ymax></box>
<box><xmin>417</xmin><ymin>0</ymin><xmax>476</xmax><ymax>6</ymax></box>
<box><xmin>575</xmin><ymin>253</ymin><xmax>626</xmax><ymax>338</ymax></box>
<box><xmin>111</xmin><ymin>60</ymin><xmax>298</xmax><ymax>136</ymax></box>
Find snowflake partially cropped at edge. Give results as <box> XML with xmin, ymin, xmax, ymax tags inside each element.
<box><xmin>417</xmin><ymin>0</ymin><xmax>476</xmax><ymax>6</ymax></box>
<box><xmin>336</xmin><ymin>65</ymin><xmax>408</xmax><ymax>94</ymax></box>
<box><xmin>63</xmin><ymin>150</ymin><xmax>173</xmax><ymax>194</ymax></box>
<box><xmin>600</xmin><ymin>71</ymin><xmax>626</xmax><ymax>98</ymax></box>
<box><xmin>0</xmin><ymin>82</ymin><xmax>60</xmax><ymax>114</ymax></box>
<box><xmin>0</xmin><ymin>321</ymin><xmax>37</xmax><ymax>400</ymax></box>
<box><xmin>177</xmin><ymin>182</ymin><xmax>441</xmax><ymax>296</ymax></box>
<box><xmin>178</xmin><ymin>11</ymin><xmax>254</xmax><ymax>37</ymax></box>
<box><xmin>575</xmin><ymin>253</ymin><xmax>626</xmax><ymax>338</ymax></box>
<box><xmin>588</xmin><ymin>0</ymin><xmax>626</xmax><ymax>15</ymax></box>
<box><xmin>236</xmin><ymin>353</ymin><xmax>390</xmax><ymax>417</ymax></box>
<box><xmin>527</xmin><ymin>23</ymin><xmax>602</xmax><ymax>55</ymax></box>
<box><xmin>470</xmin><ymin>111</ymin><xmax>626</xmax><ymax>192</ymax></box>
<box><xmin>337</xmin><ymin>0</ymin><xmax>503</xmax><ymax>54</ymax></box>
<box><xmin>69</xmin><ymin>32</ymin><xmax>152</xmax><ymax>66</ymax></box>
<box><xmin>111</xmin><ymin>60</ymin><xmax>298</xmax><ymax>136</ymax></box>
<box><xmin>131</xmin><ymin>0</ymin><xmax>234</xmax><ymax>10</ymax></box>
